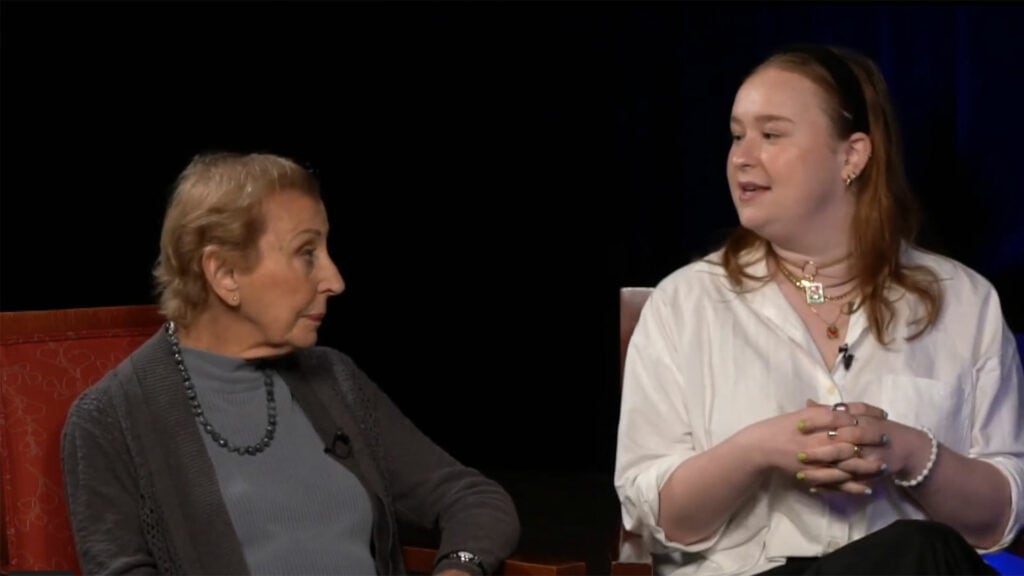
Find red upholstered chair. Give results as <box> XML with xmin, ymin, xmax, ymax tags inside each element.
<box><xmin>0</xmin><ymin>305</ymin><xmax>585</xmax><ymax>576</ymax></box>
<box><xmin>1</xmin><ymin>305</ymin><xmax>164</xmax><ymax>574</ymax></box>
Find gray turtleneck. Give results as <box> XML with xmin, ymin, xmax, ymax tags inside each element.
<box><xmin>180</xmin><ymin>347</ymin><xmax>376</xmax><ymax>576</ymax></box>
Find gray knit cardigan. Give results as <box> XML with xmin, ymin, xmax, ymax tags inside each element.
<box><xmin>61</xmin><ymin>330</ymin><xmax>519</xmax><ymax>575</ymax></box>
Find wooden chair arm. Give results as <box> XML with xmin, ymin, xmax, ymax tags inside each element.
<box><xmin>610</xmin><ymin>529</ymin><xmax>653</xmax><ymax>576</ymax></box>
<box><xmin>402</xmin><ymin>546</ymin><xmax>586</xmax><ymax>576</ymax></box>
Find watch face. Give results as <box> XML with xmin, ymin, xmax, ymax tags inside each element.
<box><xmin>445</xmin><ymin>550</ymin><xmax>483</xmax><ymax>571</ymax></box>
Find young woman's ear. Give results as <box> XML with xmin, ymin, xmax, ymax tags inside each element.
<box><xmin>843</xmin><ymin>132</ymin><xmax>873</xmax><ymax>181</ymax></box>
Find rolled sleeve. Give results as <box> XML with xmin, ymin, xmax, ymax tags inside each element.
<box><xmin>975</xmin><ymin>455</ymin><xmax>1024</xmax><ymax>551</ymax></box>
<box><xmin>615</xmin><ymin>286</ymin><xmax>725</xmax><ymax>553</ymax></box>
<box><xmin>969</xmin><ymin>310</ymin><xmax>1024</xmax><ymax>552</ymax></box>
<box><xmin>618</xmin><ymin>452</ymin><xmax>731</xmax><ymax>554</ymax></box>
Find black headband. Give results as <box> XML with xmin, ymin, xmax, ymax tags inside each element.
<box><xmin>777</xmin><ymin>44</ymin><xmax>871</xmax><ymax>135</ymax></box>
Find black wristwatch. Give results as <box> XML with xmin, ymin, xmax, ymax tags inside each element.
<box><xmin>436</xmin><ymin>550</ymin><xmax>486</xmax><ymax>575</ymax></box>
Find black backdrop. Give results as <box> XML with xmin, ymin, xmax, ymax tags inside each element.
<box><xmin>3</xmin><ymin>3</ymin><xmax>1023</xmax><ymax>557</ymax></box>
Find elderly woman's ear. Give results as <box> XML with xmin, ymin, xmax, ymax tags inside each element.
<box><xmin>201</xmin><ymin>245</ymin><xmax>241</xmax><ymax>307</ymax></box>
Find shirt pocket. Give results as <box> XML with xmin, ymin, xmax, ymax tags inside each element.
<box><xmin>877</xmin><ymin>374</ymin><xmax>971</xmax><ymax>452</ymax></box>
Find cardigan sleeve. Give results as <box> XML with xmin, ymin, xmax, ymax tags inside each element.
<box><xmin>341</xmin><ymin>357</ymin><xmax>521</xmax><ymax>575</ymax></box>
<box><xmin>62</xmin><ymin>380</ymin><xmax>159</xmax><ymax>575</ymax></box>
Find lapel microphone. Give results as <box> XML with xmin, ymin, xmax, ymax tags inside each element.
<box><xmin>325</xmin><ymin>429</ymin><xmax>352</xmax><ymax>458</ymax></box>
<box><xmin>839</xmin><ymin>344</ymin><xmax>855</xmax><ymax>371</ymax></box>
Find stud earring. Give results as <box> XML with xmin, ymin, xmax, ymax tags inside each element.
<box><xmin>844</xmin><ymin>173</ymin><xmax>857</xmax><ymax>187</ymax></box>
<box><xmin>231</xmin><ymin>294</ymin><xmax>239</xmax><ymax>304</ymax></box>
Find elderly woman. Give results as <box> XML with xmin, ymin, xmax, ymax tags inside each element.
<box><xmin>62</xmin><ymin>152</ymin><xmax>519</xmax><ymax>575</ymax></box>
<box><xmin>615</xmin><ymin>45</ymin><xmax>1022</xmax><ymax>575</ymax></box>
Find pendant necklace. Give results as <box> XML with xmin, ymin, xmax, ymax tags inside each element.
<box><xmin>773</xmin><ymin>250</ymin><xmax>856</xmax><ymax>305</ymax></box>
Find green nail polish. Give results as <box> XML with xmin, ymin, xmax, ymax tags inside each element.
<box><xmin>796</xmin><ymin>471</ymin><xmax>806</xmax><ymax>481</ymax></box>
<box><xmin>797</xmin><ymin>420</ymin><xmax>806</xmax><ymax>431</ymax></box>
<box><xmin>797</xmin><ymin>452</ymin><xmax>808</xmax><ymax>462</ymax></box>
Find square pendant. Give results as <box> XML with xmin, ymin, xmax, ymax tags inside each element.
<box><xmin>826</xmin><ymin>324</ymin><xmax>840</xmax><ymax>339</ymax></box>
<box><xmin>803</xmin><ymin>282</ymin><xmax>825</xmax><ymax>305</ymax></box>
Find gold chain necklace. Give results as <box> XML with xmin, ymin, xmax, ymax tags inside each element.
<box><xmin>772</xmin><ymin>251</ymin><xmax>857</xmax><ymax>305</ymax></box>
<box><xmin>772</xmin><ymin>249</ymin><xmax>851</xmax><ymax>275</ymax></box>
<box><xmin>809</xmin><ymin>304</ymin><xmax>848</xmax><ymax>339</ymax></box>
<box><xmin>767</xmin><ymin>248</ymin><xmax>858</xmax><ymax>339</ymax></box>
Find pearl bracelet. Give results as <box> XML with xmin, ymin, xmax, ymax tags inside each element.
<box><xmin>893</xmin><ymin>427</ymin><xmax>938</xmax><ymax>488</ymax></box>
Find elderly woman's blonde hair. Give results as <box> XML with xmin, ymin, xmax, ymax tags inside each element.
<box><xmin>154</xmin><ymin>152</ymin><xmax>320</xmax><ymax>327</ymax></box>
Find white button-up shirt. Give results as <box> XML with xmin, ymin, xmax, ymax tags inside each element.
<box><xmin>614</xmin><ymin>246</ymin><xmax>1024</xmax><ymax>576</ymax></box>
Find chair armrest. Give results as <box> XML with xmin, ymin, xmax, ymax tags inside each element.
<box><xmin>501</xmin><ymin>557</ymin><xmax>586</xmax><ymax>576</ymax></box>
<box><xmin>403</xmin><ymin>546</ymin><xmax>440</xmax><ymax>574</ymax></box>
<box><xmin>611</xmin><ymin>529</ymin><xmax>653</xmax><ymax>576</ymax></box>
<box><xmin>402</xmin><ymin>546</ymin><xmax>586</xmax><ymax>576</ymax></box>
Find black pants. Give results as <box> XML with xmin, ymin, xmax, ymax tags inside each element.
<box><xmin>758</xmin><ymin>519</ymin><xmax>998</xmax><ymax>575</ymax></box>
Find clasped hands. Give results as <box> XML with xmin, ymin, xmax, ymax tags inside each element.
<box><xmin>764</xmin><ymin>399</ymin><xmax>895</xmax><ymax>495</ymax></box>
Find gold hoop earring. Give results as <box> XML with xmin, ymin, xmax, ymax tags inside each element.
<box><xmin>844</xmin><ymin>173</ymin><xmax>856</xmax><ymax>187</ymax></box>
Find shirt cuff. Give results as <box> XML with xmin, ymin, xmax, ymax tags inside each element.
<box><xmin>973</xmin><ymin>454</ymin><xmax>1024</xmax><ymax>552</ymax></box>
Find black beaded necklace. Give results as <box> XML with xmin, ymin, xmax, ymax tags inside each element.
<box><xmin>165</xmin><ymin>321</ymin><xmax>277</xmax><ymax>456</ymax></box>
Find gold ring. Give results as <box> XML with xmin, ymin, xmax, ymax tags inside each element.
<box><xmin>853</xmin><ymin>444</ymin><xmax>862</xmax><ymax>457</ymax></box>
<box><xmin>827</xmin><ymin>429</ymin><xmax>838</xmax><ymax>440</ymax></box>
<box><xmin>832</xmin><ymin>402</ymin><xmax>850</xmax><ymax>412</ymax></box>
